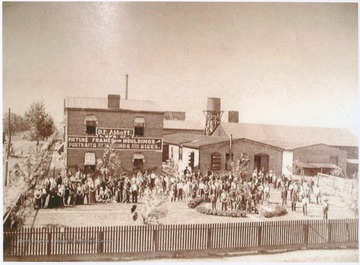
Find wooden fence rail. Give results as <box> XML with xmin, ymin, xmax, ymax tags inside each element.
<box><xmin>3</xmin><ymin>219</ymin><xmax>358</xmax><ymax>257</ymax></box>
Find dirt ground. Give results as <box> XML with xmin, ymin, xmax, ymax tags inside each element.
<box><xmin>140</xmin><ymin>249</ymin><xmax>359</xmax><ymax>262</ymax></box>
<box><xmin>26</xmin><ymin>182</ymin><xmax>357</xmax><ymax>228</ymax></box>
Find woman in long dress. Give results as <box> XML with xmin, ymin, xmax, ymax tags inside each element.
<box><xmin>75</xmin><ymin>184</ymin><xmax>84</xmax><ymax>205</ymax></box>
<box><xmin>89</xmin><ymin>183</ymin><xmax>96</xmax><ymax>204</ymax></box>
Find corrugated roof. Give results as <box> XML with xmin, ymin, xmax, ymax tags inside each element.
<box><xmin>214</xmin><ymin>122</ymin><xmax>358</xmax><ymax>149</ymax></box>
<box><xmin>163</xmin><ymin>120</ymin><xmax>204</xmax><ymax>131</ymax></box>
<box><xmin>163</xmin><ymin>133</ymin><xmax>229</xmax><ymax>149</ymax></box>
<box><xmin>64</xmin><ymin>97</ymin><xmax>164</xmax><ymax>113</ymax></box>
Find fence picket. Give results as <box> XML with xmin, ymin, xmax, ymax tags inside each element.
<box><xmin>3</xmin><ymin>218</ymin><xmax>359</xmax><ymax>257</ymax></box>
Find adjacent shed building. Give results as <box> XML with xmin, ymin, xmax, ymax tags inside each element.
<box><xmin>212</xmin><ymin>122</ymin><xmax>358</xmax><ymax>177</ymax></box>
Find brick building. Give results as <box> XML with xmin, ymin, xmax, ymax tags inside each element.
<box><xmin>64</xmin><ymin>95</ymin><xmax>164</xmax><ymax>174</ymax></box>
<box><xmin>163</xmin><ymin>130</ymin><xmax>356</xmax><ymax>177</ymax></box>
<box><xmin>212</xmin><ymin>122</ymin><xmax>358</xmax><ymax>177</ymax></box>
<box><xmin>163</xmin><ymin>134</ymin><xmax>285</xmax><ymax>176</ymax></box>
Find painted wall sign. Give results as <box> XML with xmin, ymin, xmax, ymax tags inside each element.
<box><xmin>96</xmin><ymin>128</ymin><xmax>134</xmax><ymax>138</ymax></box>
<box><xmin>67</xmin><ymin>135</ymin><xmax>163</xmax><ymax>151</ymax></box>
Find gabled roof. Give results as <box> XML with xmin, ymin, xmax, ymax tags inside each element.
<box><xmin>163</xmin><ymin>133</ymin><xmax>229</xmax><ymax>149</ymax></box>
<box><xmin>163</xmin><ymin>120</ymin><xmax>204</xmax><ymax>131</ymax></box>
<box><xmin>213</xmin><ymin>122</ymin><xmax>358</xmax><ymax>149</ymax></box>
<box><xmin>64</xmin><ymin>97</ymin><xmax>164</xmax><ymax>113</ymax></box>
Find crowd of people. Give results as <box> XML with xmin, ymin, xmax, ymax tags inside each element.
<box><xmin>33</xmin><ymin>167</ymin><xmax>329</xmax><ymax>219</ymax></box>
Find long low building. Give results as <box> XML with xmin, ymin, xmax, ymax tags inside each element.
<box><xmin>163</xmin><ymin>132</ymin><xmax>353</xmax><ymax>177</ymax></box>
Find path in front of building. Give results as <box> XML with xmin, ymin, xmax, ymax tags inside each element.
<box><xmin>27</xmin><ymin>187</ymin><xmax>356</xmax><ymax>228</ymax></box>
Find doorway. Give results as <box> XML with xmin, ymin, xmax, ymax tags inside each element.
<box><xmin>254</xmin><ymin>153</ymin><xmax>269</xmax><ymax>173</ymax></box>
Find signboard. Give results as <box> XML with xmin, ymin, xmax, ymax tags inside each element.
<box><xmin>67</xmin><ymin>135</ymin><xmax>162</xmax><ymax>151</ymax></box>
<box><xmin>96</xmin><ymin>128</ymin><xmax>134</xmax><ymax>139</ymax></box>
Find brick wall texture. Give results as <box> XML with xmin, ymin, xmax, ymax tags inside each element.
<box><xmin>65</xmin><ymin>108</ymin><xmax>164</xmax><ymax>174</ymax></box>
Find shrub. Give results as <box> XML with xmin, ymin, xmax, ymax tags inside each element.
<box><xmin>197</xmin><ymin>206</ymin><xmax>246</xmax><ymax>218</ymax></box>
<box><xmin>187</xmin><ymin>198</ymin><xmax>203</xmax><ymax>208</ymax></box>
<box><xmin>261</xmin><ymin>205</ymin><xmax>287</xmax><ymax>218</ymax></box>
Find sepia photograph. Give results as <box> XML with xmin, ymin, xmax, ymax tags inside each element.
<box><xmin>2</xmin><ymin>1</ymin><xmax>359</xmax><ymax>262</ymax></box>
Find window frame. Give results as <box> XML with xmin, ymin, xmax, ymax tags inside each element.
<box><xmin>134</xmin><ymin>116</ymin><xmax>145</xmax><ymax>137</ymax></box>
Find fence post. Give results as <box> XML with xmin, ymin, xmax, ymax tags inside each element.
<box><xmin>257</xmin><ymin>224</ymin><xmax>262</xmax><ymax>248</ymax></box>
<box><xmin>327</xmin><ymin>221</ymin><xmax>332</xmax><ymax>243</ymax></box>
<box><xmin>346</xmin><ymin>223</ymin><xmax>350</xmax><ymax>242</ymax></box>
<box><xmin>207</xmin><ymin>226</ymin><xmax>212</xmax><ymax>249</ymax></box>
<box><xmin>47</xmin><ymin>232</ymin><xmax>52</xmax><ymax>256</ymax></box>
<box><xmin>97</xmin><ymin>230</ymin><xmax>104</xmax><ymax>254</ymax></box>
<box><xmin>303</xmin><ymin>221</ymin><xmax>309</xmax><ymax>247</ymax></box>
<box><xmin>153</xmin><ymin>228</ymin><xmax>159</xmax><ymax>252</ymax></box>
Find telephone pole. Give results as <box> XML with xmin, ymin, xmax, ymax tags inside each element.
<box><xmin>4</xmin><ymin>108</ymin><xmax>11</xmax><ymax>186</ymax></box>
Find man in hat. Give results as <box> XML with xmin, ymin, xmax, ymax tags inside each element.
<box><xmin>323</xmin><ymin>199</ymin><xmax>329</xmax><ymax>220</ymax></box>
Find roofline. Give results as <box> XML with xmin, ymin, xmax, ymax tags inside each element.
<box><xmin>163</xmin><ymin>128</ymin><xmax>204</xmax><ymax>131</ymax></box>
<box><xmin>164</xmin><ymin>136</ymin><xmax>286</xmax><ymax>150</ymax></box>
<box><xmin>163</xmin><ymin>136</ymin><xmax>230</xmax><ymax>148</ymax></box>
<box><xmin>186</xmin><ymin>139</ymin><xmax>230</xmax><ymax>148</ymax></box>
<box><xmin>291</xmin><ymin>143</ymin><xmax>346</xmax><ymax>151</ymax></box>
<box><xmin>64</xmin><ymin>107</ymin><xmax>165</xmax><ymax>114</ymax></box>
<box><xmin>231</xmin><ymin>138</ymin><xmax>285</xmax><ymax>151</ymax></box>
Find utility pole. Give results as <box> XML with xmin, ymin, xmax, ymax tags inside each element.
<box><xmin>5</xmin><ymin>108</ymin><xmax>11</xmax><ymax>186</ymax></box>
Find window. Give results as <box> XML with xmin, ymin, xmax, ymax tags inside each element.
<box><xmin>133</xmin><ymin>153</ymin><xmax>145</xmax><ymax>172</ymax></box>
<box><xmin>134</xmin><ymin>117</ymin><xmax>145</xmax><ymax>137</ymax></box>
<box><xmin>84</xmin><ymin>153</ymin><xmax>96</xmax><ymax>172</ymax></box>
<box><xmin>225</xmin><ymin>153</ymin><xmax>234</xmax><ymax>170</ymax></box>
<box><xmin>211</xmin><ymin>153</ymin><xmax>222</xmax><ymax>171</ymax></box>
<box><xmin>84</xmin><ymin>115</ymin><xmax>97</xmax><ymax>135</ymax></box>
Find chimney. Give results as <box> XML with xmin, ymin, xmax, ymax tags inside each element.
<box><xmin>125</xmin><ymin>74</ymin><xmax>128</xmax><ymax>100</ymax></box>
<box><xmin>108</xmin><ymin>94</ymin><xmax>120</xmax><ymax>109</ymax></box>
<box><xmin>228</xmin><ymin>111</ymin><xmax>239</xmax><ymax>123</ymax></box>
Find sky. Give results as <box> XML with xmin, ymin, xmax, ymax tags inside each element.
<box><xmin>2</xmin><ymin>2</ymin><xmax>359</xmax><ymax>135</ymax></box>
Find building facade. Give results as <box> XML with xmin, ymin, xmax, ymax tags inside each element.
<box><xmin>64</xmin><ymin>95</ymin><xmax>164</xmax><ymax>174</ymax></box>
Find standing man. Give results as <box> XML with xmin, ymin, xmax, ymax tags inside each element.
<box><xmin>323</xmin><ymin>199</ymin><xmax>329</xmax><ymax>220</ymax></box>
<box><xmin>220</xmin><ymin>190</ymin><xmax>228</xmax><ymax>211</ymax></box>
<box><xmin>281</xmin><ymin>184</ymin><xmax>288</xmax><ymax>207</ymax></box>
<box><xmin>302</xmin><ymin>195</ymin><xmax>309</xmax><ymax>216</ymax></box>
<box><xmin>291</xmin><ymin>188</ymin><xmax>298</xmax><ymax>212</ymax></box>
<box><xmin>131</xmin><ymin>181</ymin><xmax>138</xmax><ymax>203</ymax></box>
<box><xmin>210</xmin><ymin>192</ymin><xmax>217</xmax><ymax>210</ymax></box>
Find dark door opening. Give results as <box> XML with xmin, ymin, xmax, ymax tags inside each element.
<box><xmin>254</xmin><ymin>153</ymin><xmax>269</xmax><ymax>173</ymax></box>
<box><xmin>84</xmin><ymin>165</ymin><xmax>96</xmax><ymax>173</ymax></box>
<box><xmin>162</xmin><ymin>144</ymin><xmax>169</xmax><ymax>162</ymax></box>
<box><xmin>133</xmin><ymin>159</ymin><xmax>144</xmax><ymax>172</ymax></box>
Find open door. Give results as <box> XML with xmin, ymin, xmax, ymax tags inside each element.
<box><xmin>254</xmin><ymin>153</ymin><xmax>269</xmax><ymax>173</ymax></box>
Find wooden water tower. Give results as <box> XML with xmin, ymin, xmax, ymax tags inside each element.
<box><xmin>203</xmin><ymin>98</ymin><xmax>223</xmax><ymax>135</ymax></box>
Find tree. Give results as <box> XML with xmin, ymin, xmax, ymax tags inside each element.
<box><xmin>3</xmin><ymin>113</ymin><xmax>31</xmax><ymax>134</ymax></box>
<box><xmin>140</xmin><ymin>191</ymin><xmax>168</xmax><ymax>225</ymax></box>
<box><xmin>228</xmin><ymin>153</ymin><xmax>250</xmax><ymax>180</ymax></box>
<box><xmin>96</xmin><ymin>140</ymin><xmax>122</xmax><ymax>177</ymax></box>
<box><xmin>24</xmin><ymin>102</ymin><xmax>55</xmax><ymax>144</ymax></box>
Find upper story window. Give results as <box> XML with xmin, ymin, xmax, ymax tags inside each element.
<box><xmin>134</xmin><ymin>117</ymin><xmax>145</xmax><ymax>137</ymax></box>
<box><xmin>84</xmin><ymin>114</ymin><xmax>98</xmax><ymax>135</ymax></box>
